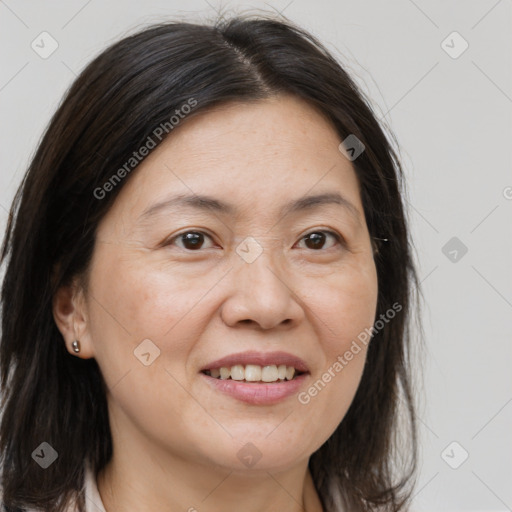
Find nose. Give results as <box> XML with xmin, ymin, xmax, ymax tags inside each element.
<box><xmin>220</xmin><ymin>248</ymin><xmax>305</xmax><ymax>330</ymax></box>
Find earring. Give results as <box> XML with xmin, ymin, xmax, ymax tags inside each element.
<box><xmin>372</xmin><ymin>237</ymin><xmax>389</xmax><ymax>254</ymax></box>
<box><xmin>71</xmin><ymin>340</ymin><xmax>81</xmax><ymax>353</ymax></box>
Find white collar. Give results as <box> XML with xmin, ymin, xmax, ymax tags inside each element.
<box><xmin>83</xmin><ymin>464</ymin><xmax>107</xmax><ymax>512</ymax></box>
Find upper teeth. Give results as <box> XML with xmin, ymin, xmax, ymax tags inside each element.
<box><xmin>207</xmin><ymin>364</ymin><xmax>296</xmax><ymax>382</ymax></box>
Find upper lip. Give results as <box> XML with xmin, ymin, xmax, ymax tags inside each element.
<box><xmin>201</xmin><ymin>350</ymin><xmax>309</xmax><ymax>373</ymax></box>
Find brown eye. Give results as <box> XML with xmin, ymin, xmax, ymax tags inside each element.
<box><xmin>166</xmin><ymin>231</ymin><xmax>215</xmax><ymax>251</ymax></box>
<box><xmin>297</xmin><ymin>230</ymin><xmax>342</xmax><ymax>251</ymax></box>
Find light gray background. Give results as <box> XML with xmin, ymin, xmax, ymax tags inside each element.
<box><xmin>1</xmin><ymin>1</ymin><xmax>511</xmax><ymax>510</ymax></box>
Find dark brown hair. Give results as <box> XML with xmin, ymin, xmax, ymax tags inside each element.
<box><xmin>0</xmin><ymin>13</ymin><xmax>422</xmax><ymax>512</ymax></box>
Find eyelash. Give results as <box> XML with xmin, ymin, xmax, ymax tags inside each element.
<box><xmin>163</xmin><ymin>229</ymin><xmax>346</xmax><ymax>252</ymax></box>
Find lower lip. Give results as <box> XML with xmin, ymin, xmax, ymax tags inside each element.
<box><xmin>200</xmin><ymin>372</ymin><xmax>308</xmax><ymax>405</ymax></box>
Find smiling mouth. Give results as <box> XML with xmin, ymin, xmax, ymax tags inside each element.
<box><xmin>201</xmin><ymin>364</ymin><xmax>306</xmax><ymax>383</ymax></box>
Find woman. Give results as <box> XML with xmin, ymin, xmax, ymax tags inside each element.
<box><xmin>0</xmin><ymin>14</ymin><xmax>421</xmax><ymax>512</ymax></box>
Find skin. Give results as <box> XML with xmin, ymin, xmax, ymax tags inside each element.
<box><xmin>53</xmin><ymin>94</ymin><xmax>378</xmax><ymax>512</ymax></box>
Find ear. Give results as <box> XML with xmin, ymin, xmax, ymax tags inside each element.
<box><xmin>52</xmin><ymin>276</ymin><xmax>95</xmax><ymax>359</ymax></box>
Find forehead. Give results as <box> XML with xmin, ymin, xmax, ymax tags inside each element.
<box><xmin>167</xmin><ymin>95</ymin><xmax>342</xmax><ymax>158</ymax></box>
<box><xmin>103</xmin><ymin>95</ymin><xmax>364</xmax><ymax>227</ymax></box>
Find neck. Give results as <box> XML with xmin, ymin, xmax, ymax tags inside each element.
<box><xmin>96</xmin><ymin>440</ymin><xmax>324</xmax><ymax>512</ymax></box>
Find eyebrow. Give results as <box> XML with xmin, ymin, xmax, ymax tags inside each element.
<box><xmin>138</xmin><ymin>192</ymin><xmax>362</xmax><ymax>224</ymax></box>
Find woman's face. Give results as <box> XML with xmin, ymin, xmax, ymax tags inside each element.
<box><xmin>74</xmin><ymin>94</ymin><xmax>378</xmax><ymax>473</ymax></box>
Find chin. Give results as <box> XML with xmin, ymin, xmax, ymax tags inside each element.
<box><xmin>193</xmin><ymin>432</ymin><xmax>315</xmax><ymax>473</ymax></box>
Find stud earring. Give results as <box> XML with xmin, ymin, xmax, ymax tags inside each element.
<box><xmin>71</xmin><ymin>339</ymin><xmax>81</xmax><ymax>353</ymax></box>
<box><xmin>372</xmin><ymin>237</ymin><xmax>389</xmax><ymax>255</ymax></box>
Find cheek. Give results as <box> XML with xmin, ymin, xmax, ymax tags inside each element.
<box><xmin>85</xmin><ymin>248</ymin><xmax>238</xmax><ymax>419</ymax></box>
<box><xmin>90</xmin><ymin>248</ymin><xmax>212</xmax><ymax>341</ymax></box>
<box><xmin>84</xmin><ymin>256</ymin><xmax>212</xmax><ymax>447</ymax></box>
<box><xmin>309</xmin><ymin>256</ymin><xmax>378</xmax><ymax>351</ymax></box>
<box><xmin>297</xmin><ymin>258</ymin><xmax>377</xmax><ymax>419</ymax></box>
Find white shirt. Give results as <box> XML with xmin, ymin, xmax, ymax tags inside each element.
<box><xmin>82</xmin><ymin>465</ymin><xmax>107</xmax><ymax>512</ymax></box>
